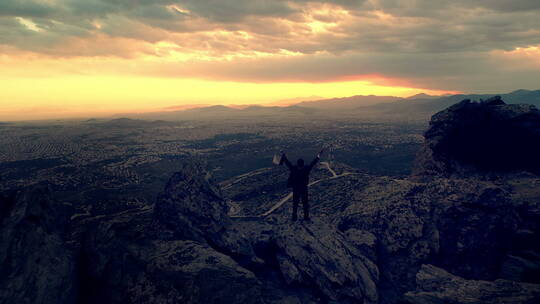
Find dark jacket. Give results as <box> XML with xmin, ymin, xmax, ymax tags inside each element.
<box><xmin>282</xmin><ymin>155</ymin><xmax>319</xmax><ymax>189</ymax></box>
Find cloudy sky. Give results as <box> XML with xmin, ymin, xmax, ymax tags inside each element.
<box><xmin>1</xmin><ymin>0</ymin><xmax>540</xmax><ymax>120</ymax></box>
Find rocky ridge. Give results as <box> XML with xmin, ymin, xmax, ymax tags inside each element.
<box><xmin>1</xmin><ymin>97</ymin><xmax>540</xmax><ymax>303</ymax></box>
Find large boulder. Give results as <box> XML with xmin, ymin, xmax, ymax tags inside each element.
<box><xmin>217</xmin><ymin>218</ymin><xmax>380</xmax><ymax>303</ymax></box>
<box><xmin>413</xmin><ymin>96</ymin><xmax>540</xmax><ymax>178</ymax></box>
<box><xmin>272</xmin><ymin>221</ymin><xmax>379</xmax><ymax>304</ymax></box>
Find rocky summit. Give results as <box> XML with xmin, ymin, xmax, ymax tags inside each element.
<box><xmin>413</xmin><ymin>96</ymin><xmax>540</xmax><ymax>178</ymax></box>
<box><xmin>1</xmin><ymin>97</ymin><xmax>540</xmax><ymax>304</ymax></box>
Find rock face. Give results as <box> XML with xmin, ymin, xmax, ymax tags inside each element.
<box><xmin>413</xmin><ymin>96</ymin><xmax>540</xmax><ymax>178</ymax></box>
<box><xmin>339</xmin><ymin>175</ymin><xmax>540</xmax><ymax>303</ymax></box>
<box><xmin>0</xmin><ymin>185</ymin><xmax>76</xmax><ymax>304</ymax></box>
<box><xmin>76</xmin><ymin>160</ymin><xmax>381</xmax><ymax>304</ymax></box>
<box><xmin>337</xmin><ymin>97</ymin><xmax>540</xmax><ymax>303</ymax></box>
<box><xmin>154</xmin><ymin>161</ymin><xmax>230</xmax><ymax>243</ymax></box>
<box><xmin>79</xmin><ymin>212</ymin><xmax>263</xmax><ymax>304</ymax></box>
<box><xmin>0</xmin><ymin>161</ymin><xmax>380</xmax><ymax>304</ymax></box>
<box><xmin>77</xmin><ymin>162</ymin><xmax>264</xmax><ymax>304</ymax></box>
<box><xmin>272</xmin><ymin>222</ymin><xmax>379</xmax><ymax>303</ymax></box>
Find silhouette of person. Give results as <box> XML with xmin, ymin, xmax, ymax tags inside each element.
<box><xmin>280</xmin><ymin>149</ymin><xmax>324</xmax><ymax>221</ymax></box>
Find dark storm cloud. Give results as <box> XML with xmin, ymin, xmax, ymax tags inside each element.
<box><xmin>449</xmin><ymin>0</ymin><xmax>540</xmax><ymax>12</ymax></box>
<box><xmin>180</xmin><ymin>0</ymin><xmax>295</xmax><ymax>22</ymax></box>
<box><xmin>2</xmin><ymin>0</ymin><xmax>539</xmax><ymax>53</ymax></box>
<box><xmin>0</xmin><ymin>0</ymin><xmax>56</xmax><ymax>18</ymax></box>
<box><xmin>340</xmin><ymin>10</ymin><xmax>540</xmax><ymax>53</ymax></box>
<box><xmin>371</xmin><ymin>0</ymin><xmax>540</xmax><ymax>16</ymax></box>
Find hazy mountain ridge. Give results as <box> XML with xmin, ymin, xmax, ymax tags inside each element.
<box><xmin>365</xmin><ymin>89</ymin><xmax>540</xmax><ymax>115</ymax></box>
<box><xmin>296</xmin><ymin>89</ymin><xmax>540</xmax><ymax>115</ymax></box>
<box><xmin>295</xmin><ymin>95</ymin><xmax>403</xmax><ymax>109</ymax></box>
<box><xmin>406</xmin><ymin>93</ymin><xmax>444</xmax><ymax>100</ymax></box>
<box><xmin>120</xmin><ymin>104</ymin><xmax>320</xmax><ymax>121</ymax></box>
<box><xmin>114</xmin><ymin>89</ymin><xmax>540</xmax><ymax>122</ymax></box>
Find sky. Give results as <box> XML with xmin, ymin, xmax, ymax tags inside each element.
<box><xmin>1</xmin><ymin>0</ymin><xmax>540</xmax><ymax>120</ymax></box>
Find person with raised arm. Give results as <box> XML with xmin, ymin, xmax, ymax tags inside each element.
<box><xmin>280</xmin><ymin>148</ymin><xmax>324</xmax><ymax>221</ymax></box>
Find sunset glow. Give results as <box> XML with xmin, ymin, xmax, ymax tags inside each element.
<box><xmin>1</xmin><ymin>0</ymin><xmax>539</xmax><ymax>120</ymax></box>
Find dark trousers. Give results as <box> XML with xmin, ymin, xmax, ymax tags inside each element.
<box><xmin>292</xmin><ymin>187</ymin><xmax>309</xmax><ymax>221</ymax></box>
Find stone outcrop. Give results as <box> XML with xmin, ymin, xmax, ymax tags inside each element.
<box><xmin>338</xmin><ymin>174</ymin><xmax>540</xmax><ymax>303</ymax></box>
<box><xmin>154</xmin><ymin>161</ymin><xmax>230</xmax><ymax>243</ymax></box>
<box><xmin>272</xmin><ymin>221</ymin><xmax>378</xmax><ymax>303</ymax></box>
<box><xmin>76</xmin><ymin>161</ymin><xmax>264</xmax><ymax>304</ymax></box>
<box><xmin>413</xmin><ymin>96</ymin><xmax>540</xmax><ymax>178</ymax></box>
<box><xmin>74</xmin><ymin>159</ymin><xmax>380</xmax><ymax>304</ymax></box>
<box><xmin>79</xmin><ymin>209</ymin><xmax>263</xmax><ymax>304</ymax></box>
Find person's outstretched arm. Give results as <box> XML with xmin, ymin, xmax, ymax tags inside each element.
<box><xmin>281</xmin><ymin>152</ymin><xmax>293</xmax><ymax>170</ymax></box>
<box><xmin>308</xmin><ymin>149</ymin><xmax>324</xmax><ymax>171</ymax></box>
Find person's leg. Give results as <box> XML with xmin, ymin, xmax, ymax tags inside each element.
<box><xmin>292</xmin><ymin>190</ymin><xmax>299</xmax><ymax>221</ymax></box>
<box><xmin>302</xmin><ymin>189</ymin><xmax>309</xmax><ymax>221</ymax></box>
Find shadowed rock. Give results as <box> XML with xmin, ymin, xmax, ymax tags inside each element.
<box><xmin>413</xmin><ymin>96</ymin><xmax>540</xmax><ymax>178</ymax></box>
<box><xmin>272</xmin><ymin>221</ymin><xmax>378</xmax><ymax>303</ymax></box>
<box><xmin>80</xmin><ymin>215</ymin><xmax>263</xmax><ymax>304</ymax></box>
<box><xmin>0</xmin><ymin>185</ymin><xmax>76</xmax><ymax>304</ymax></box>
<box><xmin>217</xmin><ymin>219</ymin><xmax>380</xmax><ymax>303</ymax></box>
<box><xmin>405</xmin><ymin>264</ymin><xmax>540</xmax><ymax>304</ymax></box>
<box><xmin>77</xmin><ymin>161</ymin><xmax>264</xmax><ymax>304</ymax></box>
<box><xmin>339</xmin><ymin>174</ymin><xmax>540</xmax><ymax>303</ymax></box>
<box><xmin>154</xmin><ymin>161</ymin><xmax>229</xmax><ymax>243</ymax></box>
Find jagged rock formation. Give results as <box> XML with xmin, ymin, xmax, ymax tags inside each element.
<box><xmin>79</xmin><ymin>212</ymin><xmax>262</xmax><ymax>304</ymax></box>
<box><xmin>77</xmin><ymin>163</ymin><xmax>264</xmax><ymax>303</ymax></box>
<box><xmin>413</xmin><ymin>96</ymin><xmax>540</xmax><ymax>178</ymax></box>
<box><xmin>152</xmin><ymin>163</ymin><xmax>379</xmax><ymax>303</ymax></box>
<box><xmin>154</xmin><ymin>162</ymin><xmax>230</xmax><ymax>243</ymax></box>
<box><xmin>0</xmin><ymin>162</ymin><xmax>379</xmax><ymax>303</ymax></box>
<box><xmin>225</xmin><ymin>220</ymin><xmax>380</xmax><ymax>303</ymax></box>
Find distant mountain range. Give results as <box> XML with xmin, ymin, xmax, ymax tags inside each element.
<box><xmin>120</xmin><ymin>104</ymin><xmax>318</xmax><ymax>121</ymax></box>
<box><xmin>406</xmin><ymin>93</ymin><xmax>445</xmax><ymax>100</ymax></box>
<box><xmin>295</xmin><ymin>95</ymin><xmax>402</xmax><ymax>109</ymax></box>
<box><xmin>296</xmin><ymin>89</ymin><xmax>540</xmax><ymax>113</ymax></box>
<box><xmin>366</xmin><ymin>89</ymin><xmax>540</xmax><ymax>115</ymax></box>
<box><xmin>115</xmin><ymin>89</ymin><xmax>540</xmax><ymax>121</ymax></box>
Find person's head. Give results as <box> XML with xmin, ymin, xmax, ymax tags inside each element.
<box><xmin>297</xmin><ymin>158</ymin><xmax>304</xmax><ymax>167</ymax></box>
